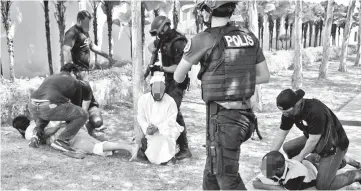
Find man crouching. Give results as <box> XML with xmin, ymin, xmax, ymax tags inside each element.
<box><xmin>137</xmin><ymin>73</ymin><xmax>184</xmax><ymax>165</ymax></box>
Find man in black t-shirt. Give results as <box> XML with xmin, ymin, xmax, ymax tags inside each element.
<box><xmin>28</xmin><ymin>64</ymin><xmax>88</xmax><ymax>152</ymax></box>
<box><xmin>63</xmin><ymin>10</ymin><xmax>112</xmax><ymax>141</ymax></box>
<box><xmin>270</xmin><ymin>89</ymin><xmax>361</xmax><ymax>189</ymax></box>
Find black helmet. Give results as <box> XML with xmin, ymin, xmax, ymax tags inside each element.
<box><xmin>149</xmin><ymin>16</ymin><xmax>171</xmax><ymax>37</ymax></box>
<box><xmin>201</xmin><ymin>0</ymin><xmax>236</xmax><ymax>17</ymax></box>
<box><xmin>203</xmin><ymin>0</ymin><xmax>236</xmax><ymax>10</ymax></box>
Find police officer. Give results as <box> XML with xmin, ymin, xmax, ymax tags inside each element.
<box><xmin>174</xmin><ymin>1</ymin><xmax>270</xmax><ymax>189</ymax></box>
<box><xmin>147</xmin><ymin>16</ymin><xmax>192</xmax><ymax>160</ymax></box>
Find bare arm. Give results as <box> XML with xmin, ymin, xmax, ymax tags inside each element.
<box><xmin>90</xmin><ymin>43</ymin><xmax>109</xmax><ymax>59</ymax></box>
<box><xmin>63</xmin><ymin>45</ymin><xmax>73</xmax><ymax>64</ymax></box>
<box><xmin>271</xmin><ymin>129</ymin><xmax>290</xmax><ymax>151</ymax></box>
<box><xmin>82</xmin><ymin>100</ymin><xmax>91</xmax><ymax>112</ymax></box>
<box><xmin>255</xmin><ymin>60</ymin><xmax>270</xmax><ymax>84</ymax></box>
<box><xmin>252</xmin><ymin>179</ymin><xmax>285</xmax><ymax>190</ymax></box>
<box><xmin>174</xmin><ymin>59</ymin><xmax>193</xmax><ymax>83</ymax></box>
<box><xmin>293</xmin><ymin>134</ymin><xmax>321</xmax><ymax>161</ymax></box>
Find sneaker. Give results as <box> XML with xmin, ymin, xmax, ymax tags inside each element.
<box><xmin>51</xmin><ymin>139</ymin><xmax>75</xmax><ymax>152</ymax></box>
<box><xmin>29</xmin><ymin>136</ymin><xmax>39</xmax><ymax>148</ymax></box>
<box><xmin>175</xmin><ymin>148</ymin><xmax>192</xmax><ymax>160</ymax></box>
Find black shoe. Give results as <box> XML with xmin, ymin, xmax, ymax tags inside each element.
<box><xmin>51</xmin><ymin>139</ymin><xmax>75</xmax><ymax>152</ymax></box>
<box><xmin>29</xmin><ymin>136</ymin><xmax>39</xmax><ymax>148</ymax></box>
<box><xmin>160</xmin><ymin>157</ymin><xmax>177</xmax><ymax>165</ymax></box>
<box><xmin>175</xmin><ymin>148</ymin><xmax>192</xmax><ymax>160</ymax></box>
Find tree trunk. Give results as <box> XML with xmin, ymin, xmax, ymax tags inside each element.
<box><xmin>290</xmin><ymin>23</ymin><xmax>293</xmax><ymax>48</ymax></box>
<box><xmin>44</xmin><ymin>1</ymin><xmax>53</xmax><ymax>75</ymax></box>
<box><xmin>319</xmin><ymin>0</ymin><xmax>335</xmax><ymax>79</ymax></box>
<box><xmin>355</xmin><ymin>0</ymin><xmax>361</xmax><ymax>67</ymax></box>
<box><xmin>268</xmin><ymin>14</ymin><xmax>274</xmax><ymax>51</ymax></box>
<box><xmin>6</xmin><ymin>26</ymin><xmax>15</xmax><ymax>81</ymax></box>
<box><xmin>276</xmin><ymin>17</ymin><xmax>280</xmax><ymax>50</ymax></box>
<box><xmin>131</xmin><ymin>0</ymin><xmax>144</xmax><ymax>145</ymax></box>
<box><xmin>339</xmin><ymin>0</ymin><xmax>356</xmax><ymax>72</ymax></box>
<box><xmin>104</xmin><ymin>2</ymin><xmax>113</xmax><ymax>66</ymax></box>
<box><xmin>319</xmin><ymin>20</ymin><xmax>323</xmax><ymax>46</ymax></box>
<box><xmin>303</xmin><ymin>22</ymin><xmax>308</xmax><ymax>48</ymax></box>
<box><xmin>54</xmin><ymin>1</ymin><xmax>66</xmax><ymax>68</ymax></box>
<box><xmin>308</xmin><ymin>21</ymin><xmax>313</xmax><ymax>47</ymax></box>
<box><xmin>285</xmin><ymin>15</ymin><xmax>289</xmax><ymax>50</ymax></box>
<box><xmin>314</xmin><ymin>21</ymin><xmax>319</xmax><ymax>47</ymax></box>
<box><xmin>248</xmin><ymin>0</ymin><xmax>258</xmax><ymax>37</ymax></box>
<box><xmin>1</xmin><ymin>1</ymin><xmax>15</xmax><ymax>81</ymax></box>
<box><xmin>0</xmin><ymin>59</ymin><xmax>3</xmax><ymax>76</ymax></box>
<box><xmin>292</xmin><ymin>0</ymin><xmax>303</xmax><ymax>89</ymax></box>
<box><xmin>91</xmin><ymin>1</ymin><xmax>99</xmax><ymax>68</ymax></box>
<box><xmin>247</xmin><ymin>0</ymin><xmax>262</xmax><ymax>112</ymax></box>
<box><xmin>336</xmin><ymin>26</ymin><xmax>341</xmax><ymax>46</ymax></box>
<box><xmin>258</xmin><ymin>13</ymin><xmax>263</xmax><ymax>42</ymax></box>
<box><xmin>331</xmin><ymin>23</ymin><xmax>337</xmax><ymax>45</ymax></box>
<box><xmin>154</xmin><ymin>9</ymin><xmax>159</xmax><ymax>17</ymax></box>
<box><xmin>173</xmin><ymin>0</ymin><xmax>179</xmax><ymax>30</ymax></box>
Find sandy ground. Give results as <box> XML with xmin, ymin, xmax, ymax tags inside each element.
<box><xmin>1</xmin><ymin>59</ymin><xmax>361</xmax><ymax>190</ymax></box>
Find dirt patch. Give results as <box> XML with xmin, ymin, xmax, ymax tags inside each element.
<box><xmin>1</xmin><ymin>60</ymin><xmax>361</xmax><ymax>189</ymax></box>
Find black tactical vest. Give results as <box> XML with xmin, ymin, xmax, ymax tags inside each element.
<box><xmin>199</xmin><ymin>26</ymin><xmax>258</xmax><ymax>102</ymax></box>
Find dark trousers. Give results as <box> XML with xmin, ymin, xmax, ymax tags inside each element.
<box><xmin>283</xmin><ymin>136</ymin><xmax>359</xmax><ymax>190</ymax></box>
<box><xmin>165</xmin><ymin>80</ymin><xmax>189</xmax><ymax>149</ymax></box>
<box><xmin>28</xmin><ymin>101</ymin><xmax>88</xmax><ymax>142</ymax></box>
<box><xmin>203</xmin><ymin>104</ymin><xmax>254</xmax><ymax>190</ymax></box>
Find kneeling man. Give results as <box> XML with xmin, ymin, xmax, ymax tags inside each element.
<box><xmin>137</xmin><ymin>74</ymin><xmax>184</xmax><ymax>165</ymax></box>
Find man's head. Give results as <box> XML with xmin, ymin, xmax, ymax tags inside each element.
<box><xmin>150</xmin><ymin>74</ymin><xmax>166</xmax><ymax>101</ymax></box>
<box><xmin>12</xmin><ymin>115</ymin><xmax>30</xmax><ymax>138</ymax></box>
<box><xmin>198</xmin><ymin>0</ymin><xmax>236</xmax><ymax>27</ymax></box>
<box><xmin>77</xmin><ymin>10</ymin><xmax>92</xmax><ymax>32</ymax></box>
<box><xmin>149</xmin><ymin>16</ymin><xmax>171</xmax><ymax>39</ymax></box>
<box><xmin>261</xmin><ymin>151</ymin><xmax>286</xmax><ymax>179</ymax></box>
<box><xmin>60</xmin><ymin>63</ymin><xmax>80</xmax><ymax>79</ymax></box>
<box><xmin>276</xmin><ymin>89</ymin><xmax>305</xmax><ymax>117</ymax></box>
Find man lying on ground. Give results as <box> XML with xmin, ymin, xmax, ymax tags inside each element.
<box><xmin>137</xmin><ymin>73</ymin><xmax>184</xmax><ymax>165</ymax></box>
<box><xmin>252</xmin><ymin>151</ymin><xmax>361</xmax><ymax>190</ymax></box>
<box><xmin>12</xmin><ymin>115</ymin><xmax>138</xmax><ymax>161</ymax></box>
<box><xmin>270</xmin><ymin>89</ymin><xmax>361</xmax><ymax>189</ymax></box>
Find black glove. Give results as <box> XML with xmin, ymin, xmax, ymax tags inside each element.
<box><xmin>149</xmin><ymin>65</ymin><xmax>163</xmax><ymax>72</ymax></box>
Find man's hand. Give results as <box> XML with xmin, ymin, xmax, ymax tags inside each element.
<box><xmin>146</xmin><ymin>124</ymin><xmax>158</xmax><ymax>135</ymax></box>
<box><xmin>149</xmin><ymin>65</ymin><xmax>163</xmax><ymax>72</ymax></box>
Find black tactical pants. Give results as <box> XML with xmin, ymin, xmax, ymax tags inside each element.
<box><xmin>203</xmin><ymin>103</ymin><xmax>255</xmax><ymax>190</ymax></box>
<box><xmin>165</xmin><ymin>80</ymin><xmax>189</xmax><ymax>149</ymax></box>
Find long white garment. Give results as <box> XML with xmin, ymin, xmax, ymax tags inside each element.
<box><xmin>137</xmin><ymin>92</ymin><xmax>184</xmax><ymax>164</ymax></box>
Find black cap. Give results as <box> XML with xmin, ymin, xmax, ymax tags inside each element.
<box><xmin>276</xmin><ymin>89</ymin><xmax>305</xmax><ymax>110</ymax></box>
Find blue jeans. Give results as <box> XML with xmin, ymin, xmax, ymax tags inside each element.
<box><xmin>203</xmin><ymin>104</ymin><xmax>254</xmax><ymax>190</ymax></box>
<box><xmin>28</xmin><ymin>101</ymin><xmax>88</xmax><ymax>142</ymax></box>
<box><xmin>283</xmin><ymin>136</ymin><xmax>360</xmax><ymax>189</ymax></box>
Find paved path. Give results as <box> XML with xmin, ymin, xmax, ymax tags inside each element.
<box><xmin>245</xmin><ymin>93</ymin><xmax>361</xmax><ymax>190</ymax></box>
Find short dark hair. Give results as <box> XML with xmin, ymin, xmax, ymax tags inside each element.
<box><xmin>60</xmin><ymin>63</ymin><xmax>80</xmax><ymax>74</ymax></box>
<box><xmin>77</xmin><ymin>10</ymin><xmax>92</xmax><ymax>21</ymax></box>
<box><xmin>12</xmin><ymin>115</ymin><xmax>30</xmax><ymax>139</ymax></box>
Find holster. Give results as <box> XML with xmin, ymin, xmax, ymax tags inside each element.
<box><xmin>207</xmin><ymin>102</ymin><xmax>223</xmax><ymax>176</ymax></box>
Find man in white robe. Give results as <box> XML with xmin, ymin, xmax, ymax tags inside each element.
<box><xmin>137</xmin><ymin>74</ymin><xmax>184</xmax><ymax>165</ymax></box>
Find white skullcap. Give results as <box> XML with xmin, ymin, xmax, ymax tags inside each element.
<box><xmin>150</xmin><ymin>73</ymin><xmax>165</xmax><ymax>85</ymax></box>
